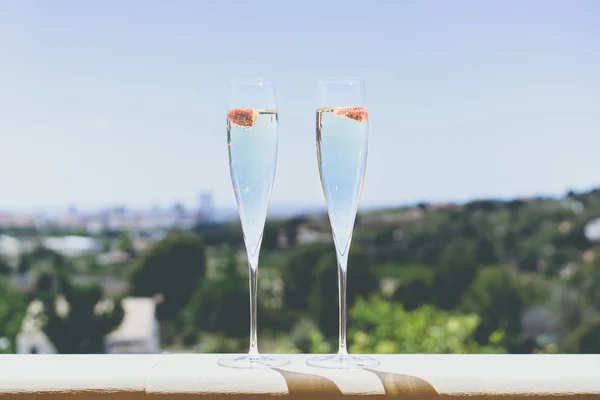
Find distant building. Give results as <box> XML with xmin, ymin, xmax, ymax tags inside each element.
<box><xmin>196</xmin><ymin>191</ymin><xmax>215</xmax><ymax>223</ymax></box>
<box><xmin>16</xmin><ymin>299</ymin><xmax>63</xmax><ymax>354</ymax></box>
<box><xmin>105</xmin><ymin>297</ymin><xmax>160</xmax><ymax>354</ymax></box>
<box><xmin>97</xmin><ymin>251</ymin><xmax>131</xmax><ymax>266</ymax></box>
<box><xmin>42</xmin><ymin>236</ymin><xmax>102</xmax><ymax>258</ymax></box>
<box><xmin>0</xmin><ymin>235</ymin><xmax>24</xmax><ymax>267</ymax></box>
<box><xmin>585</xmin><ymin>218</ymin><xmax>600</xmax><ymax>242</ymax></box>
<box><xmin>277</xmin><ymin>231</ymin><xmax>289</xmax><ymax>248</ymax></box>
<box><xmin>67</xmin><ymin>205</ymin><xmax>78</xmax><ymax>216</ymax></box>
<box><xmin>296</xmin><ymin>225</ymin><xmax>330</xmax><ymax>246</ymax></box>
<box><xmin>16</xmin><ymin>297</ymin><xmax>160</xmax><ymax>354</ymax></box>
<box><xmin>172</xmin><ymin>203</ymin><xmax>187</xmax><ymax>219</ymax></box>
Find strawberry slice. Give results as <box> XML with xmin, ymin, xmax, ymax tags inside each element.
<box><xmin>335</xmin><ymin>107</ymin><xmax>368</xmax><ymax>123</ymax></box>
<box><xmin>228</xmin><ymin>109</ymin><xmax>258</xmax><ymax>129</ymax></box>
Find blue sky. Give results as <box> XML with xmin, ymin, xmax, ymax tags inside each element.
<box><xmin>0</xmin><ymin>0</ymin><xmax>598</xmax><ymax>212</ymax></box>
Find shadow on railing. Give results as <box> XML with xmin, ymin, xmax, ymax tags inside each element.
<box><xmin>275</xmin><ymin>367</ymin><xmax>440</xmax><ymax>399</ymax></box>
<box><xmin>367</xmin><ymin>368</ymin><xmax>440</xmax><ymax>399</ymax></box>
<box><xmin>274</xmin><ymin>368</ymin><xmax>342</xmax><ymax>397</ymax></box>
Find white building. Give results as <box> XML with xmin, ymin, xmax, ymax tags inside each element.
<box><xmin>585</xmin><ymin>217</ymin><xmax>600</xmax><ymax>242</ymax></box>
<box><xmin>295</xmin><ymin>225</ymin><xmax>330</xmax><ymax>246</ymax></box>
<box><xmin>42</xmin><ymin>236</ymin><xmax>102</xmax><ymax>258</ymax></box>
<box><xmin>16</xmin><ymin>297</ymin><xmax>160</xmax><ymax>354</ymax></box>
<box><xmin>16</xmin><ymin>300</ymin><xmax>59</xmax><ymax>354</ymax></box>
<box><xmin>105</xmin><ymin>297</ymin><xmax>160</xmax><ymax>354</ymax></box>
<box><xmin>0</xmin><ymin>235</ymin><xmax>25</xmax><ymax>268</ymax></box>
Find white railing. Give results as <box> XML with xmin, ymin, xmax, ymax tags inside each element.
<box><xmin>0</xmin><ymin>354</ymin><xmax>599</xmax><ymax>398</ymax></box>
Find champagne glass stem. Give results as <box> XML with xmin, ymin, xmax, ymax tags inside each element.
<box><xmin>248</xmin><ymin>259</ymin><xmax>259</xmax><ymax>356</ymax></box>
<box><xmin>337</xmin><ymin>251</ymin><xmax>349</xmax><ymax>356</ymax></box>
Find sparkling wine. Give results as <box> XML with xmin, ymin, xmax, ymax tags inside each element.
<box><xmin>307</xmin><ymin>79</ymin><xmax>379</xmax><ymax>370</ymax></box>
<box><xmin>227</xmin><ymin>109</ymin><xmax>278</xmax><ymax>263</ymax></box>
<box><xmin>316</xmin><ymin>106</ymin><xmax>368</xmax><ymax>260</ymax></box>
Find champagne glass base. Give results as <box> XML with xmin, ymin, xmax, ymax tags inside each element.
<box><xmin>306</xmin><ymin>354</ymin><xmax>380</xmax><ymax>369</ymax></box>
<box><xmin>218</xmin><ymin>354</ymin><xmax>290</xmax><ymax>369</ymax></box>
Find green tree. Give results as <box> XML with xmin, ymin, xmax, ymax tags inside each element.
<box><xmin>545</xmin><ymin>285</ymin><xmax>587</xmax><ymax>339</ymax></box>
<box><xmin>34</xmin><ymin>269</ymin><xmax>57</xmax><ymax>294</ymax></box>
<box><xmin>41</xmin><ymin>274</ymin><xmax>124</xmax><ymax>354</ymax></box>
<box><xmin>0</xmin><ymin>255</ymin><xmax>12</xmax><ymax>275</ymax></box>
<box><xmin>392</xmin><ymin>268</ymin><xmax>433</xmax><ymax>311</ymax></box>
<box><xmin>460</xmin><ymin>266</ymin><xmax>532</xmax><ymax>348</ymax></box>
<box><xmin>182</xmin><ymin>247</ymin><xmax>249</xmax><ymax>337</ymax></box>
<box><xmin>433</xmin><ymin>240</ymin><xmax>478</xmax><ymax>310</ymax></box>
<box><xmin>306</xmin><ymin>296</ymin><xmax>506</xmax><ymax>354</ymax></box>
<box><xmin>569</xmin><ymin>257</ymin><xmax>600</xmax><ymax>309</ymax></box>
<box><xmin>561</xmin><ymin>317</ymin><xmax>600</xmax><ymax>354</ymax></box>
<box><xmin>129</xmin><ymin>231</ymin><xmax>206</xmax><ymax>321</ymax></box>
<box><xmin>30</xmin><ymin>246</ymin><xmax>65</xmax><ymax>268</ymax></box>
<box><xmin>0</xmin><ymin>277</ymin><xmax>27</xmax><ymax>353</ymax></box>
<box><xmin>195</xmin><ymin>223</ymin><xmax>243</xmax><ymax>247</ymax></box>
<box><xmin>309</xmin><ymin>245</ymin><xmax>379</xmax><ymax>337</ymax></box>
<box><xmin>115</xmin><ymin>232</ymin><xmax>135</xmax><ymax>256</ymax></box>
<box><xmin>281</xmin><ymin>243</ymin><xmax>330</xmax><ymax>313</ymax></box>
<box><xmin>475</xmin><ymin>237</ymin><xmax>498</xmax><ymax>265</ymax></box>
<box><xmin>284</xmin><ymin>216</ymin><xmax>309</xmax><ymax>248</ymax></box>
<box><xmin>545</xmin><ymin>246</ymin><xmax>579</xmax><ymax>276</ymax></box>
<box><xmin>507</xmin><ymin>199</ymin><xmax>526</xmax><ymax>214</ymax></box>
<box><xmin>261</xmin><ymin>220</ymin><xmax>284</xmax><ymax>250</ymax></box>
<box><xmin>17</xmin><ymin>253</ymin><xmax>33</xmax><ymax>275</ymax></box>
<box><xmin>518</xmin><ymin>250</ymin><xmax>539</xmax><ymax>272</ymax></box>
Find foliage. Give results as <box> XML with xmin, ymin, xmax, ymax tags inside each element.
<box><xmin>115</xmin><ymin>232</ymin><xmax>135</xmax><ymax>256</ymax></box>
<box><xmin>182</xmin><ymin>246</ymin><xmax>288</xmax><ymax>344</ymax></box>
<box><xmin>347</xmin><ymin>297</ymin><xmax>506</xmax><ymax>354</ymax></box>
<box><xmin>460</xmin><ymin>266</ymin><xmax>536</xmax><ymax>348</ymax></box>
<box><xmin>0</xmin><ymin>255</ymin><xmax>12</xmax><ymax>275</ymax></box>
<box><xmin>259</xmin><ymin>217</ymin><xmax>309</xmax><ymax>250</ymax></box>
<box><xmin>40</xmin><ymin>273</ymin><xmax>124</xmax><ymax>354</ymax></box>
<box><xmin>277</xmin><ymin>318</ymin><xmax>333</xmax><ymax>354</ymax></box>
<box><xmin>7</xmin><ymin>187</ymin><xmax>600</xmax><ymax>355</ymax></box>
<box><xmin>0</xmin><ymin>277</ymin><xmax>27</xmax><ymax>353</ymax></box>
<box><xmin>282</xmin><ymin>216</ymin><xmax>310</xmax><ymax>248</ymax></box>
<box><xmin>129</xmin><ymin>231</ymin><xmax>206</xmax><ymax>321</ymax></box>
<box><xmin>569</xmin><ymin>256</ymin><xmax>600</xmax><ymax>310</ymax></box>
<box><xmin>474</xmin><ymin>237</ymin><xmax>499</xmax><ymax>265</ymax></box>
<box><xmin>17</xmin><ymin>253</ymin><xmax>34</xmax><ymax>275</ymax></box>
<box><xmin>308</xmin><ymin>245</ymin><xmax>379</xmax><ymax>337</ymax></box>
<box><xmin>392</xmin><ymin>267</ymin><xmax>434</xmax><ymax>311</ymax></box>
<box><xmin>433</xmin><ymin>239</ymin><xmax>478</xmax><ymax>310</ymax></box>
<box><xmin>195</xmin><ymin>223</ymin><xmax>243</xmax><ymax>248</ymax></box>
<box><xmin>30</xmin><ymin>246</ymin><xmax>65</xmax><ymax>268</ymax></box>
<box><xmin>281</xmin><ymin>243</ymin><xmax>330</xmax><ymax>313</ymax></box>
<box><xmin>181</xmin><ymin>247</ymin><xmax>249</xmax><ymax>337</ymax></box>
<box><xmin>34</xmin><ymin>269</ymin><xmax>57</xmax><ymax>294</ymax></box>
<box><xmin>543</xmin><ymin>285</ymin><xmax>588</xmax><ymax>338</ymax></box>
<box><xmin>561</xmin><ymin>317</ymin><xmax>600</xmax><ymax>354</ymax></box>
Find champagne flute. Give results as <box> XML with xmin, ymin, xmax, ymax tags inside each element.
<box><xmin>218</xmin><ymin>79</ymin><xmax>289</xmax><ymax>369</ymax></box>
<box><xmin>306</xmin><ymin>78</ymin><xmax>380</xmax><ymax>369</ymax></box>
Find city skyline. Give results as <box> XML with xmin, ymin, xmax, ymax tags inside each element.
<box><xmin>1</xmin><ymin>1</ymin><xmax>598</xmax><ymax>211</ymax></box>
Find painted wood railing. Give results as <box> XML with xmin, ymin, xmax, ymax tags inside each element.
<box><xmin>1</xmin><ymin>354</ymin><xmax>599</xmax><ymax>399</ymax></box>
